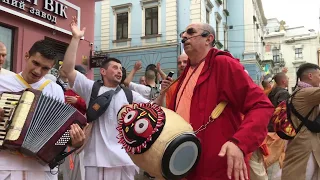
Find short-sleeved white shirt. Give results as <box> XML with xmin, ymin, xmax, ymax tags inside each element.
<box><xmin>0</xmin><ymin>72</ymin><xmax>64</xmax><ymax>171</ymax></box>
<box><xmin>72</xmin><ymin>71</ymin><xmax>149</xmax><ymax>167</ymax></box>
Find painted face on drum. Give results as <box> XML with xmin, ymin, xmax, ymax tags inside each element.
<box><xmin>117</xmin><ymin>103</ymin><xmax>166</xmax><ymax>154</ymax></box>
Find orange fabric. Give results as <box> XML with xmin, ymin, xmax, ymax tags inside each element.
<box><xmin>166</xmin><ymin>82</ymin><xmax>178</xmax><ymax>108</ymax></box>
<box><xmin>263</xmin><ymin>132</ymin><xmax>286</xmax><ymax>168</ymax></box>
<box><xmin>263</xmin><ymin>87</ymin><xmax>272</xmax><ymax>96</ymax></box>
<box><xmin>176</xmin><ymin>61</ymin><xmax>205</xmax><ymax>123</ymax></box>
<box><xmin>68</xmin><ymin>147</ymin><xmax>74</xmax><ymax>170</ymax></box>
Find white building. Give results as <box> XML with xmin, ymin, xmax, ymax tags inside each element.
<box><xmin>228</xmin><ymin>0</ymin><xmax>267</xmax><ymax>83</ymax></box>
<box><xmin>264</xmin><ymin>18</ymin><xmax>320</xmax><ymax>92</ymax></box>
<box><xmin>93</xmin><ymin>0</ymin><xmax>228</xmax><ymax>81</ymax></box>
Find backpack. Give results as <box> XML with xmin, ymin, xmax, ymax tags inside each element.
<box><xmin>146</xmin><ymin>85</ymin><xmax>160</xmax><ymax>100</ymax></box>
<box><xmin>271</xmin><ymin>89</ymin><xmax>315</xmax><ymax>140</ymax></box>
<box><xmin>267</xmin><ymin>88</ymin><xmax>289</xmax><ymax>132</ymax></box>
<box><xmin>86</xmin><ymin>80</ymin><xmax>133</xmax><ymax>122</ymax></box>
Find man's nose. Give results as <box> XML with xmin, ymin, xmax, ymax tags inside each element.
<box><xmin>34</xmin><ymin>67</ymin><xmax>42</xmax><ymax>74</ymax></box>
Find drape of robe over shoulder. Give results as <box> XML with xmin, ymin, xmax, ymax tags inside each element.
<box><xmin>168</xmin><ymin>48</ymin><xmax>274</xmax><ymax>180</ymax></box>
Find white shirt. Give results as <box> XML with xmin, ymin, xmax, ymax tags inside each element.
<box><xmin>0</xmin><ymin>68</ymin><xmax>15</xmax><ymax>75</ymax></box>
<box><xmin>72</xmin><ymin>72</ymin><xmax>149</xmax><ymax>167</ymax></box>
<box><xmin>0</xmin><ymin>72</ymin><xmax>64</xmax><ymax>171</ymax></box>
<box><xmin>129</xmin><ymin>82</ymin><xmax>151</xmax><ymax>100</ymax></box>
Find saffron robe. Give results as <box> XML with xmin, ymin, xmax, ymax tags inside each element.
<box><xmin>168</xmin><ymin>48</ymin><xmax>274</xmax><ymax>180</ymax></box>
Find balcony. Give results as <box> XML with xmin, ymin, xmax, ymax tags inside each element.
<box><xmin>223</xmin><ymin>9</ymin><xmax>230</xmax><ymax>16</ymax></box>
<box><xmin>216</xmin><ymin>0</ymin><xmax>222</xmax><ymax>6</ymax></box>
<box><xmin>274</xmin><ymin>58</ymin><xmax>286</xmax><ymax>67</ymax></box>
<box><xmin>216</xmin><ymin>40</ymin><xmax>223</xmax><ymax>49</ymax></box>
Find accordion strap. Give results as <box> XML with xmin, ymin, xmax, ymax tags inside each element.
<box><xmin>15</xmin><ymin>74</ymin><xmax>51</xmax><ymax>90</ymax></box>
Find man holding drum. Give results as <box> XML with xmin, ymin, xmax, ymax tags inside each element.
<box><xmin>164</xmin><ymin>23</ymin><xmax>274</xmax><ymax>180</ymax></box>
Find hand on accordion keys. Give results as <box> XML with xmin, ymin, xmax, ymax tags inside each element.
<box><xmin>69</xmin><ymin>123</ymin><xmax>87</xmax><ymax>148</ymax></box>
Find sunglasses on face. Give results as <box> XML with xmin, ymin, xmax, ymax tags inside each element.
<box><xmin>180</xmin><ymin>28</ymin><xmax>199</xmax><ymax>38</ymax></box>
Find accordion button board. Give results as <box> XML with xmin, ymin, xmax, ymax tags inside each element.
<box><xmin>0</xmin><ymin>93</ymin><xmax>21</xmax><ymax>146</ymax></box>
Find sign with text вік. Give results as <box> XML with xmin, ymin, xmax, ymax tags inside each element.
<box><xmin>0</xmin><ymin>0</ymin><xmax>80</xmax><ymax>35</ymax></box>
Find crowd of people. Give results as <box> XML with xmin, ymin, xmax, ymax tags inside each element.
<box><xmin>0</xmin><ymin>16</ymin><xmax>320</xmax><ymax>180</ymax></box>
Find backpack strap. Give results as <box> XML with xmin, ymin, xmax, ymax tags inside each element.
<box><xmin>287</xmin><ymin>88</ymin><xmax>316</xmax><ymax>134</ymax></box>
<box><xmin>90</xmin><ymin>80</ymin><xmax>103</xmax><ymax>102</ymax></box>
<box><xmin>89</xmin><ymin>80</ymin><xmax>133</xmax><ymax>105</ymax></box>
<box><xmin>122</xmin><ymin>87</ymin><xmax>133</xmax><ymax>104</ymax></box>
<box><xmin>56</xmin><ymin>79</ymin><xmax>67</xmax><ymax>92</ymax></box>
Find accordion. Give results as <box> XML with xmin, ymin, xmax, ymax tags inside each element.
<box><xmin>0</xmin><ymin>88</ymin><xmax>87</xmax><ymax>168</ymax></box>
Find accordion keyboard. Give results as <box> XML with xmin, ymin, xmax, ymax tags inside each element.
<box><xmin>0</xmin><ymin>93</ymin><xmax>20</xmax><ymax>146</ymax></box>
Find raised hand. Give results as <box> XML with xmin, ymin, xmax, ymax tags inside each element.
<box><xmin>70</xmin><ymin>16</ymin><xmax>86</xmax><ymax>39</ymax></box>
<box><xmin>134</xmin><ymin>61</ymin><xmax>142</xmax><ymax>71</ymax></box>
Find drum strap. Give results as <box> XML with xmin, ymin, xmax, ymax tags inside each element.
<box><xmin>195</xmin><ymin>101</ymin><xmax>228</xmax><ymax>134</ymax></box>
<box><xmin>15</xmin><ymin>74</ymin><xmax>51</xmax><ymax>91</ymax></box>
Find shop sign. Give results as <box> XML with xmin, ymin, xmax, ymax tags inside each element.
<box><xmin>1</xmin><ymin>0</ymin><xmax>70</xmax><ymax>24</ymax></box>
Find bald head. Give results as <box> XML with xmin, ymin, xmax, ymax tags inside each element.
<box><xmin>273</xmin><ymin>72</ymin><xmax>289</xmax><ymax>88</ymax></box>
<box><xmin>139</xmin><ymin>76</ymin><xmax>146</xmax><ymax>85</ymax></box>
<box><xmin>0</xmin><ymin>41</ymin><xmax>7</xmax><ymax>69</ymax></box>
<box><xmin>178</xmin><ymin>53</ymin><xmax>188</xmax><ymax>75</ymax></box>
<box><xmin>201</xmin><ymin>23</ymin><xmax>216</xmax><ymax>47</ymax></box>
<box><xmin>0</xmin><ymin>41</ymin><xmax>5</xmax><ymax>48</ymax></box>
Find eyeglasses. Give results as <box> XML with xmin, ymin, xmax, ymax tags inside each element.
<box><xmin>180</xmin><ymin>28</ymin><xmax>198</xmax><ymax>38</ymax></box>
<box><xmin>179</xmin><ymin>28</ymin><xmax>211</xmax><ymax>38</ymax></box>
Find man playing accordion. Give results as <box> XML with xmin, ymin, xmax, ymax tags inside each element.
<box><xmin>0</xmin><ymin>39</ymin><xmax>86</xmax><ymax>180</ymax></box>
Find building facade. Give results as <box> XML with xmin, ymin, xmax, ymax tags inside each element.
<box><xmin>228</xmin><ymin>0</ymin><xmax>267</xmax><ymax>83</ymax></box>
<box><xmin>93</xmin><ymin>0</ymin><xmax>228</xmax><ymax>81</ymax></box>
<box><xmin>0</xmin><ymin>0</ymin><xmax>96</xmax><ymax>77</ymax></box>
<box><xmin>264</xmin><ymin>18</ymin><xmax>320</xmax><ymax>92</ymax></box>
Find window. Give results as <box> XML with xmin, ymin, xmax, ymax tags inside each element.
<box><xmin>44</xmin><ymin>37</ymin><xmax>68</xmax><ymax>71</ymax></box>
<box><xmin>116</xmin><ymin>12</ymin><xmax>128</xmax><ymax>40</ymax></box>
<box><xmin>216</xmin><ymin>21</ymin><xmax>219</xmax><ymax>41</ymax></box>
<box><xmin>111</xmin><ymin>3</ymin><xmax>132</xmax><ymax>43</ymax></box>
<box><xmin>223</xmin><ymin>0</ymin><xmax>227</xmax><ymax>9</ymax></box>
<box><xmin>295</xmin><ymin>48</ymin><xmax>303</xmax><ymax>59</ymax></box>
<box><xmin>145</xmin><ymin>7</ymin><xmax>158</xmax><ymax>35</ymax></box>
<box><xmin>215</xmin><ymin>12</ymin><xmax>222</xmax><ymax>42</ymax></box>
<box><xmin>206</xmin><ymin>9</ymin><xmax>210</xmax><ymax>24</ymax></box>
<box><xmin>224</xmin><ymin>30</ymin><xmax>227</xmax><ymax>49</ymax></box>
<box><xmin>272</xmin><ymin>49</ymin><xmax>280</xmax><ymax>63</ymax></box>
<box><xmin>205</xmin><ymin>0</ymin><xmax>213</xmax><ymax>24</ymax></box>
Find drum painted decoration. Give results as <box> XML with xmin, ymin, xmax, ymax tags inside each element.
<box><xmin>117</xmin><ymin>103</ymin><xmax>201</xmax><ymax>180</ymax></box>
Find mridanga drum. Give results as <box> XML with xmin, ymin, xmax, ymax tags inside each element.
<box><xmin>116</xmin><ymin>103</ymin><xmax>201</xmax><ymax>180</ymax></box>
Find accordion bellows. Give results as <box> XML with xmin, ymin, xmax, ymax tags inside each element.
<box><xmin>0</xmin><ymin>89</ymin><xmax>87</xmax><ymax>167</ymax></box>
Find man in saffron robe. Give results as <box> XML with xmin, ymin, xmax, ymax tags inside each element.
<box><xmin>166</xmin><ymin>23</ymin><xmax>274</xmax><ymax>180</ymax></box>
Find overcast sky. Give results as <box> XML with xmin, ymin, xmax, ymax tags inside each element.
<box><xmin>262</xmin><ymin>0</ymin><xmax>320</xmax><ymax>30</ymax></box>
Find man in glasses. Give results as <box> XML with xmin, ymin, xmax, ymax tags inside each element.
<box><xmin>164</xmin><ymin>23</ymin><xmax>274</xmax><ymax>180</ymax></box>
